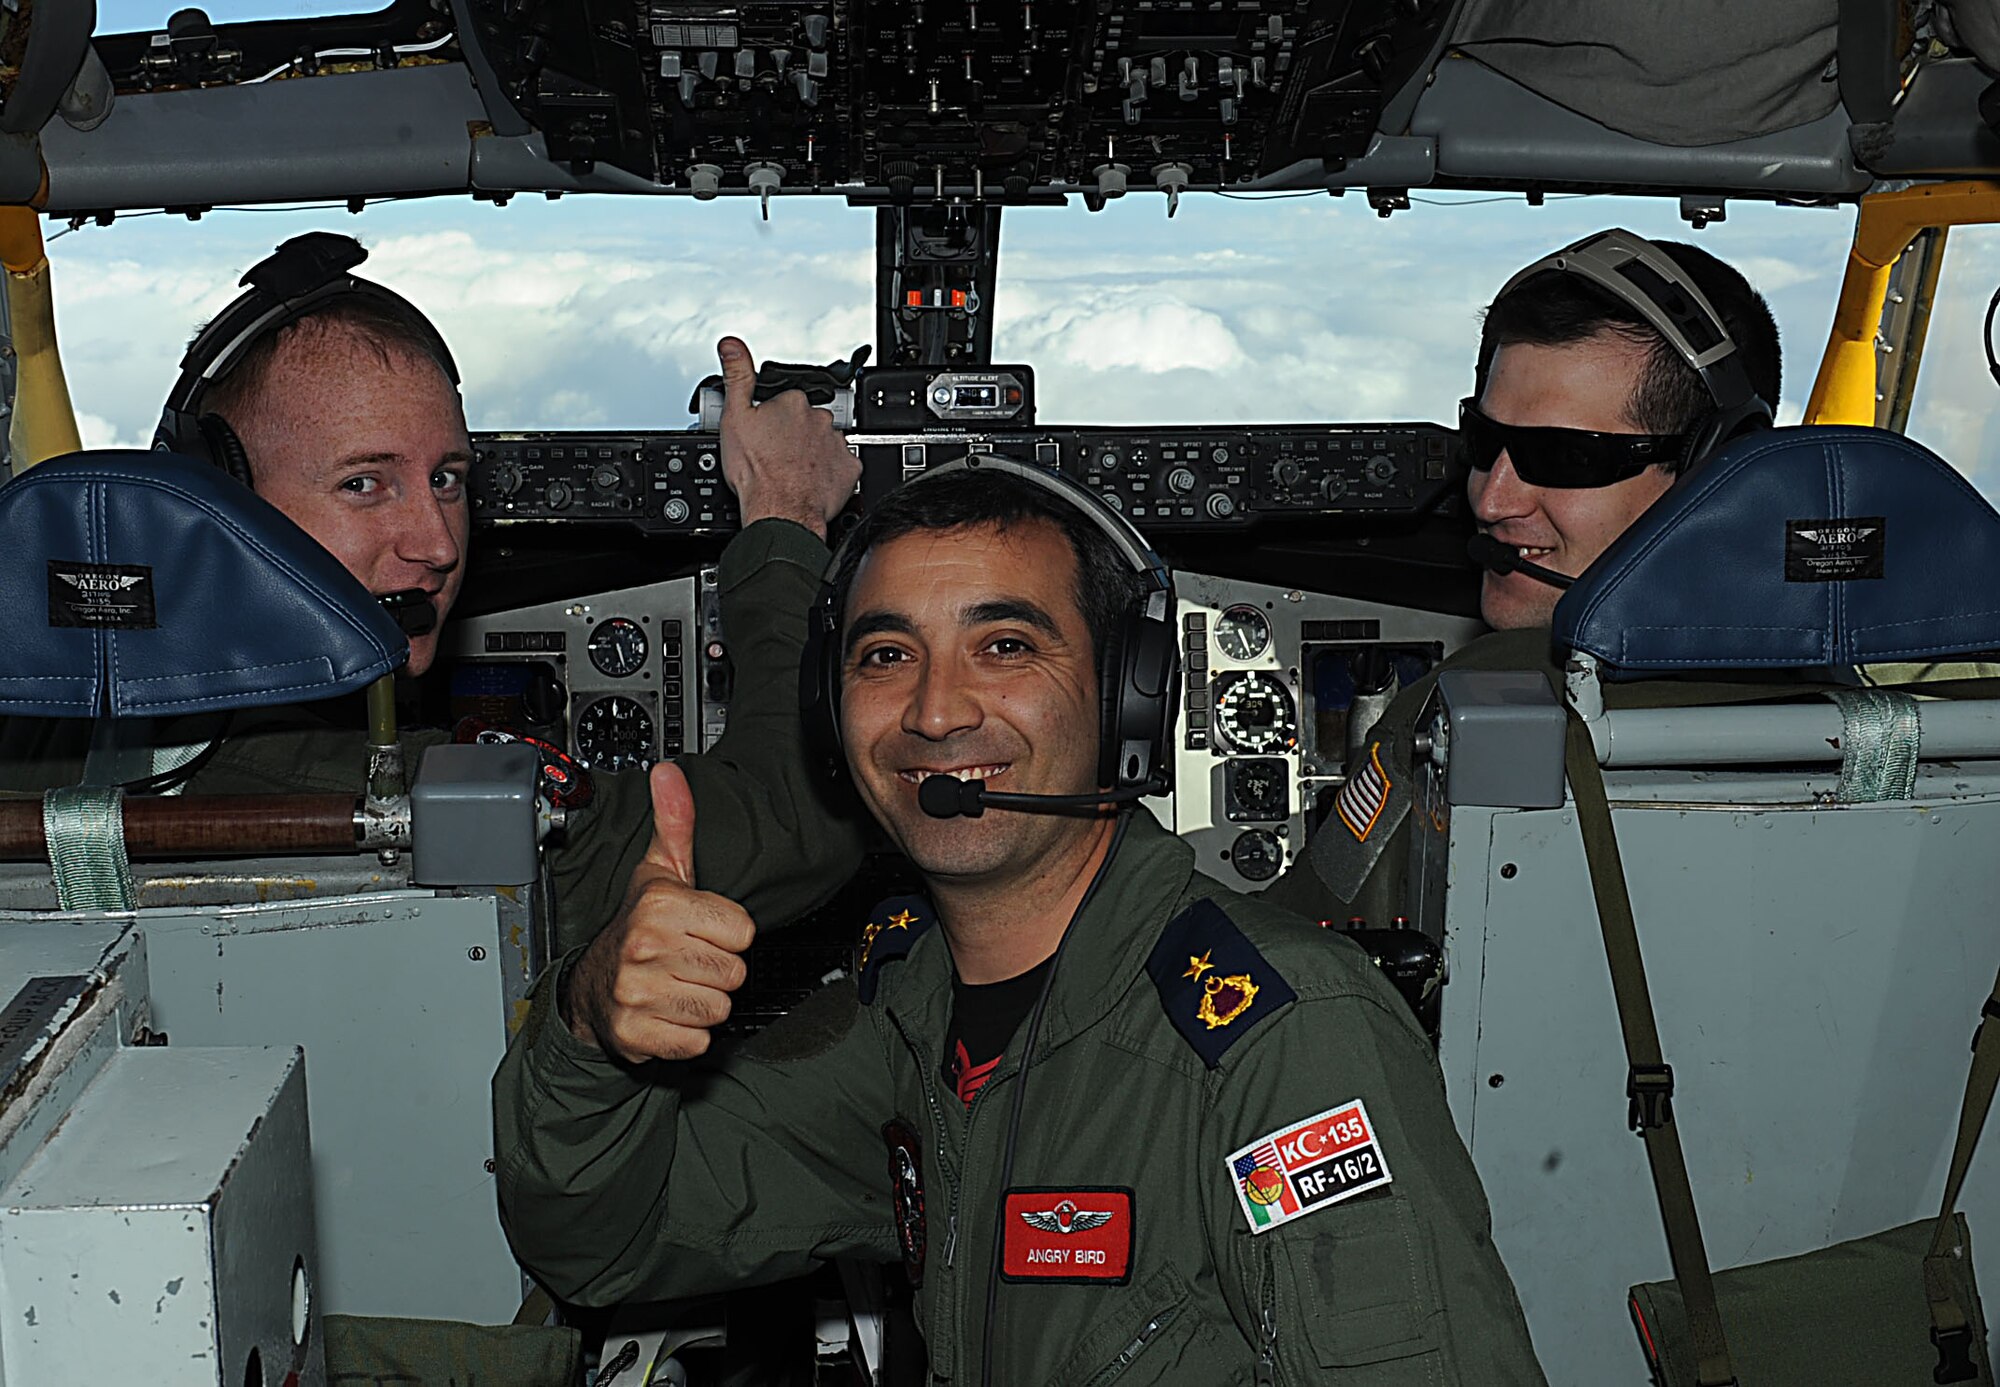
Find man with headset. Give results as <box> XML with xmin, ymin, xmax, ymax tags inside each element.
<box><xmin>0</xmin><ymin>230</ymin><xmax>867</xmax><ymax>948</ymax></box>
<box><xmin>494</xmin><ymin>457</ymin><xmax>1546</xmax><ymax>1383</ymax></box>
<box><xmin>1260</xmin><ymin>227</ymin><xmax>1783</xmax><ymax>927</ymax></box>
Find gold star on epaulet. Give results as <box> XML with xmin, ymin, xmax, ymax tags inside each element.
<box><xmin>857</xmin><ymin>898</ymin><xmax>934</xmax><ymax>1005</ymax></box>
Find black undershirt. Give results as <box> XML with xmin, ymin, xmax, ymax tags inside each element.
<box><xmin>942</xmin><ymin>958</ymin><xmax>1053</xmax><ymax>1108</ymax></box>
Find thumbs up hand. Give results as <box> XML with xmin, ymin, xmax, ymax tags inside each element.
<box><xmin>565</xmin><ymin>761</ymin><xmax>755</xmax><ymax>1063</ymax></box>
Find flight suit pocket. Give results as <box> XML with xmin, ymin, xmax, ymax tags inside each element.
<box><xmin>1045</xmin><ymin>1263</ymin><xmax>1237</xmax><ymax>1387</ymax></box>
<box><xmin>1281</xmin><ymin>1193</ymin><xmax>1443</xmax><ymax>1371</ymax></box>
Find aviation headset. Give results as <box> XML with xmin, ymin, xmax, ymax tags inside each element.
<box><xmin>1494</xmin><ymin>227</ymin><xmax>1775</xmax><ymax>473</ymax></box>
<box><xmin>153</xmin><ymin>231</ymin><xmax>461</xmax><ymax>488</ymax></box>
<box><xmin>801</xmin><ymin>453</ymin><xmax>1180</xmax><ymax>797</ymax></box>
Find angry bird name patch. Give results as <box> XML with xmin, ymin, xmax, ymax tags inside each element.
<box><xmin>1226</xmin><ymin>1100</ymin><xmax>1392</xmax><ymax>1234</ymax></box>
<box><xmin>1000</xmin><ymin>1188</ymin><xmax>1134</xmax><ymax>1283</ymax></box>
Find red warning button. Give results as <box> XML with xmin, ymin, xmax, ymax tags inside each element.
<box><xmin>1001</xmin><ymin>1187</ymin><xmax>1134</xmax><ymax>1283</ymax></box>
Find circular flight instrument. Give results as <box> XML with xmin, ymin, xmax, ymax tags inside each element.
<box><xmin>1212</xmin><ymin>672</ymin><xmax>1298</xmax><ymax>755</ymax></box>
<box><xmin>1225</xmin><ymin>757</ymin><xmax>1288</xmax><ymax>821</ymax></box>
<box><xmin>573</xmin><ymin>695</ymin><xmax>655</xmax><ymax>772</ymax></box>
<box><xmin>587</xmin><ymin>617</ymin><xmax>648</xmax><ymax>678</ymax></box>
<box><xmin>1230</xmin><ymin>829</ymin><xmax>1283</xmax><ymax>882</ymax></box>
<box><xmin>1213</xmin><ymin>604</ymin><xmax>1272</xmax><ymax>663</ymax></box>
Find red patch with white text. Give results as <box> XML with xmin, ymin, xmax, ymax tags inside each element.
<box><xmin>1001</xmin><ymin>1187</ymin><xmax>1134</xmax><ymax>1283</ymax></box>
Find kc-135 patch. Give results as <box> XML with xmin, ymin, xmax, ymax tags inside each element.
<box><xmin>1226</xmin><ymin>1099</ymin><xmax>1393</xmax><ymax>1234</ymax></box>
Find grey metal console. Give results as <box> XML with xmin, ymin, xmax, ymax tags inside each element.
<box><xmin>1421</xmin><ymin>693</ymin><xmax>2000</xmax><ymax>1385</ymax></box>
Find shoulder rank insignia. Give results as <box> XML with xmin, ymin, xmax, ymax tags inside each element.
<box><xmin>1146</xmin><ymin>898</ymin><xmax>1296</xmax><ymax>1068</ymax></box>
<box><xmin>857</xmin><ymin>895</ymin><xmax>934</xmax><ymax>1005</ymax></box>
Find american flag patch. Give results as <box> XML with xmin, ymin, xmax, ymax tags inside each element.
<box><xmin>1335</xmin><ymin>742</ymin><xmax>1392</xmax><ymax>842</ymax></box>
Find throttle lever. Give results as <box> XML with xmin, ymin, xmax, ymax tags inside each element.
<box><xmin>689</xmin><ymin>344</ymin><xmax>870</xmax><ymax>431</ymax></box>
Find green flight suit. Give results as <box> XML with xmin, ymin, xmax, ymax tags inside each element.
<box><xmin>494</xmin><ymin>812</ymin><xmax>1545</xmax><ymax>1385</ymax></box>
<box><xmin>1260</xmin><ymin>628</ymin><xmax>1551</xmax><ymax>929</ymax></box>
<box><xmin>0</xmin><ymin>519</ymin><xmax>864</xmax><ymax>947</ymax></box>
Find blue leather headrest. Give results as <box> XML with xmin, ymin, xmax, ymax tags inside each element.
<box><xmin>1552</xmin><ymin>425</ymin><xmax>2000</xmax><ymax>673</ymax></box>
<box><xmin>0</xmin><ymin>451</ymin><xmax>407</xmax><ymax>717</ymax></box>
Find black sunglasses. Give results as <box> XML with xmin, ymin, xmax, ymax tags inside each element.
<box><xmin>1459</xmin><ymin>398</ymin><xmax>1688</xmax><ymax>489</ymax></box>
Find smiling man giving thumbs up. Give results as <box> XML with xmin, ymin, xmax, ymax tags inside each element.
<box><xmin>563</xmin><ymin>762</ymin><xmax>756</xmax><ymax>1063</ymax></box>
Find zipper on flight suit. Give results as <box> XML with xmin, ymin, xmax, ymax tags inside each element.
<box><xmin>1254</xmin><ymin>1237</ymin><xmax>1279</xmax><ymax>1387</ymax></box>
<box><xmin>891</xmin><ymin>1013</ymin><xmax>964</xmax><ymax>1270</ymax></box>
<box><xmin>920</xmin><ymin>1068</ymin><xmax>960</xmax><ymax>1268</ymax></box>
<box><xmin>1080</xmin><ymin>1307</ymin><xmax>1179</xmax><ymax>1387</ymax></box>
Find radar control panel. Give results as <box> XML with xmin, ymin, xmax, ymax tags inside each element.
<box><xmin>470</xmin><ymin>423</ymin><xmax>1460</xmax><ymax>536</ymax></box>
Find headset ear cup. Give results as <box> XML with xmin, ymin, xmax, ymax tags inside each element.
<box><xmin>1096</xmin><ymin>619</ymin><xmax>1130</xmax><ymax>789</ymax></box>
<box><xmin>1102</xmin><ymin>604</ymin><xmax>1177</xmax><ymax>792</ymax></box>
<box><xmin>1125</xmin><ymin>609</ymin><xmax>1177</xmax><ymax>791</ymax></box>
<box><xmin>197</xmin><ymin>413</ymin><xmax>255</xmax><ymax>489</ymax></box>
<box><xmin>1679</xmin><ymin>398</ymin><xmax>1775</xmax><ymax>475</ymax></box>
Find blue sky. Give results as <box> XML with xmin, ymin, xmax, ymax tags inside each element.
<box><xmin>44</xmin><ymin>12</ymin><xmax>2000</xmax><ymax>503</ymax></box>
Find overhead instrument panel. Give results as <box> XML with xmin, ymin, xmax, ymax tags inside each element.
<box><xmin>443</xmin><ymin>0</ymin><xmax>1451</xmax><ymax>195</ymax></box>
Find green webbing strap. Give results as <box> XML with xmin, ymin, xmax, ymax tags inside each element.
<box><xmin>147</xmin><ymin>738</ymin><xmax>210</xmax><ymax>796</ymax></box>
<box><xmin>41</xmin><ymin>784</ymin><xmax>135</xmax><ymax>911</ymax></box>
<box><xmin>1824</xmin><ymin>688</ymin><xmax>1922</xmax><ymax>803</ymax></box>
<box><xmin>1924</xmin><ymin>966</ymin><xmax>2000</xmax><ymax>1363</ymax></box>
<box><xmin>1564</xmin><ymin>714</ymin><xmax>1737</xmax><ymax>1387</ymax></box>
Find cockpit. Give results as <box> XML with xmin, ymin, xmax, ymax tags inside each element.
<box><xmin>8</xmin><ymin>4</ymin><xmax>2000</xmax><ymax>1385</ymax></box>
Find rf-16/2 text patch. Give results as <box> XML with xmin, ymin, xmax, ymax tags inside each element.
<box><xmin>1226</xmin><ymin>1099</ymin><xmax>1392</xmax><ymax>1234</ymax></box>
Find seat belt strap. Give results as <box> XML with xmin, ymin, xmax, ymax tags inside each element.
<box><xmin>1923</xmin><ymin>967</ymin><xmax>2000</xmax><ymax>1381</ymax></box>
<box><xmin>41</xmin><ymin>783</ymin><xmax>135</xmax><ymax>912</ymax></box>
<box><xmin>1564</xmin><ymin>713</ymin><xmax>1737</xmax><ymax>1387</ymax></box>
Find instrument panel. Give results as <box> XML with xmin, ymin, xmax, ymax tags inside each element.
<box><xmin>443</xmin><ymin>560</ymin><xmax>1482</xmax><ymax>899</ymax></box>
<box><xmin>444</xmin><ymin>573</ymin><xmax>720</xmax><ymax>773</ymax></box>
<box><xmin>441</xmin><ymin>564</ymin><xmax>1479</xmax><ymax>1030</ymax></box>
<box><xmin>470</xmin><ymin>423</ymin><xmax>1461</xmax><ymax>536</ymax></box>
<box><xmin>1154</xmin><ymin>571</ymin><xmax>1482</xmax><ymax>896</ymax></box>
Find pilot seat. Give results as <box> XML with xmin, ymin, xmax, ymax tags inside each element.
<box><xmin>0</xmin><ymin>452</ymin><xmax>571</xmax><ymax>1384</ymax></box>
<box><xmin>1414</xmin><ymin>424</ymin><xmax>2000</xmax><ymax>1385</ymax></box>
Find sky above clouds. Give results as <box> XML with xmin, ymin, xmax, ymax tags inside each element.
<box><xmin>37</xmin><ymin>183</ymin><xmax>2000</xmax><ymax>505</ymax></box>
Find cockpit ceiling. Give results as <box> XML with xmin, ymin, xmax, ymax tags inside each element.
<box><xmin>23</xmin><ymin>1</ymin><xmax>2000</xmax><ymax>212</ymax></box>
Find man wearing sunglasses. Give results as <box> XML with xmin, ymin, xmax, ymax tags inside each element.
<box><xmin>1263</xmin><ymin>229</ymin><xmax>1781</xmax><ymax>926</ymax></box>
<box><xmin>1462</xmin><ymin>235</ymin><xmax>1780</xmax><ymax>630</ymax></box>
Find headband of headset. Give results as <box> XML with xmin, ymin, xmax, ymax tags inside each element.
<box><xmin>802</xmin><ymin>453</ymin><xmax>1179</xmax><ymax>794</ymax></box>
<box><xmin>1497</xmin><ymin>228</ymin><xmax>1773</xmax><ymax>467</ymax></box>
<box><xmin>154</xmin><ymin>231</ymin><xmax>460</xmax><ymax>461</ymax></box>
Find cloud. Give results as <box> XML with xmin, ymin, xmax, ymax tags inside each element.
<box><xmin>73</xmin><ymin>410</ymin><xmax>144</xmax><ymax>450</ymax></box>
